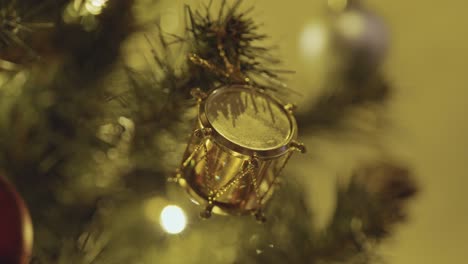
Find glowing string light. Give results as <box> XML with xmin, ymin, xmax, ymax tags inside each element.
<box><xmin>160</xmin><ymin>205</ymin><xmax>187</xmax><ymax>234</ymax></box>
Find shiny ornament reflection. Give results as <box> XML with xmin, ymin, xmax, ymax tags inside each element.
<box><xmin>333</xmin><ymin>9</ymin><xmax>389</xmax><ymax>65</ymax></box>
<box><xmin>160</xmin><ymin>205</ymin><xmax>187</xmax><ymax>234</ymax></box>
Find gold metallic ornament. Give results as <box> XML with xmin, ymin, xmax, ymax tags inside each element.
<box><xmin>174</xmin><ymin>85</ymin><xmax>305</xmax><ymax>221</ymax></box>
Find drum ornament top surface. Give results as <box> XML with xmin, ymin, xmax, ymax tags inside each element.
<box><xmin>205</xmin><ymin>87</ymin><xmax>293</xmax><ymax>151</ymax></box>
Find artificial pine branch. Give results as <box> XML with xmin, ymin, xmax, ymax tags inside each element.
<box><xmin>0</xmin><ymin>0</ymin><xmax>57</xmax><ymax>63</ymax></box>
<box><xmin>297</xmin><ymin>68</ymin><xmax>390</xmax><ymax>134</ymax></box>
<box><xmin>121</xmin><ymin>0</ymin><xmax>293</xmax><ymax>171</ymax></box>
<box><xmin>185</xmin><ymin>0</ymin><xmax>292</xmax><ymax>93</ymax></box>
<box><xmin>314</xmin><ymin>162</ymin><xmax>417</xmax><ymax>263</ymax></box>
<box><xmin>0</xmin><ymin>0</ymin><xmax>138</xmax><ymax>262</ymax></box>
<box><xmin>297</xmin><ymin>2</ymin><xmax>390</xmax><ymax>135</ymax></box>
<box><xmin>0</xmin><ymin>1</ymin><xmax>418</xmax><ymax>263</ymax></box>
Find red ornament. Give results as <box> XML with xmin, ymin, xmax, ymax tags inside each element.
<box><xmin>0</xmin><ymin>174</ymin><xmax>33</xmax><ymax>264</ymax></box>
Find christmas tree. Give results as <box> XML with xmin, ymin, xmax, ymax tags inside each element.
<box><xmin>0</xmin><ymin>1</ymin><xmax>417</xmax><ymax>263</ymax></box>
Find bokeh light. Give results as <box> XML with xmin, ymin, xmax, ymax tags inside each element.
<box><xmin>63</xmin><ymin>0</ymin><xmax>109</xmax><ymax>30</ymax></box>
<box><xmin>85</xmin><ymin>0</ymin><xmax>108</xmax><ymax>15</ymax></box>
<box><xmin>336</xmin><ymin>11</ymin><xmax>365</xmax><ymax>41</ymax></box>
<box><xmin>160</xmin><ymin>205</ymin><xmax>187</xmax><ymax>234</ymax></box>
<box><xmin>299</xmin><ymin>22</ymin><xmax>328</xmax><ymax>60</ymax></box>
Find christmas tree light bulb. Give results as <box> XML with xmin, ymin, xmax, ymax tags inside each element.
<box><xmin>160</xmin><ymin>205</ymin><xmax>187</xmax><ymax>234</ymax></box>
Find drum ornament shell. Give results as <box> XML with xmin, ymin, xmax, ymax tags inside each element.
<box><xmin>175</xmin><ymin>85</ymin><xmax>305</xmax><ymax>222</ymax></box>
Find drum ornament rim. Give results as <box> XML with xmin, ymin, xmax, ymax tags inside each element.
<box><xmin>197</xmin><ymin>85</ymin><xmax>298</xmax><ymax>159</ymax></box>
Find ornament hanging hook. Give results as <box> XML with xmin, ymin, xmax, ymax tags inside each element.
<box><xmin>284</xmin><ymin>103</ymin><xmax>297</xmax><ymax>114</ymax></box>
<box><xmin>290</xmin><ymin>141</ymin><xmax>306</xmax><ymax>154</ymax></box>
<box><xmin>191</xmin><ymin>87</ymin><xmax>208</xmax><ymax>102</ymax></box>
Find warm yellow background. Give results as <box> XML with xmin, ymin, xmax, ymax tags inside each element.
<box><xmin>261</xmin><ymin>1</ymin><xmax>468</xmax><ymax>263</ymax></box>
<box><xmin>153</xmin><ymin>0</ymin><xmax>468</xmax><ymax>263</ymax></box>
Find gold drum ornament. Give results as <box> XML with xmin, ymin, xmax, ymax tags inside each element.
<box><xmin>175</xmin><ymin>85</ymin><xmax>305</xmax><ymax>221</ymax></box>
